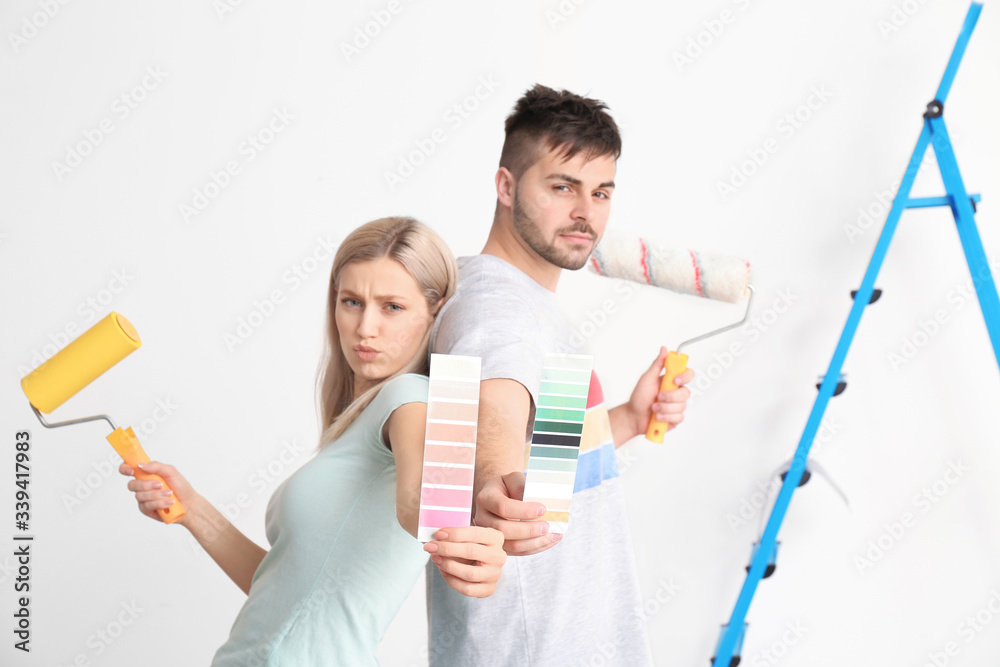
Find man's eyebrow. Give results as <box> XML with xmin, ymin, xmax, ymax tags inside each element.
<box><xmin>546</xmin><ymin>173</ymin><xmax>582</xmax><ymax>185</ymax></box>
<box><xmin>545</xmin><ymin>173</ymin><xmax>615</xmax><ymax>189</ymax></box>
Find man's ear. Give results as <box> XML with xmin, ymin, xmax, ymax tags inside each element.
<box><xmin>496</xmin><ymin>167</ymin><xmax>516</xmax><ymax>208</ymax></box>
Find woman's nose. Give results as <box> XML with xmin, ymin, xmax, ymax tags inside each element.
<box><xmin>357</xmin><ymin>307</ymin><xmax>379</xmax><ymax>338</ymax></box>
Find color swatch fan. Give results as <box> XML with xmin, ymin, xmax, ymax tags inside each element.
<box><xmin>521</xmin><ymin>353</ymin><xmax>594</xmax><ymax>534</ymax></box>
<box><xmin>417</xmin><ymin>354</ymin><xmax>482</xmax><ymax>542</ymax></box>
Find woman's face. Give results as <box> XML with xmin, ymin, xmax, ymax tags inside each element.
<box><xmin>335</xmin><ymin>256</ymin><xmax>434</xmax><ymax>398</ymax></box>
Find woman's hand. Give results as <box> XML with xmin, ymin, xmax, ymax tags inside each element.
<box><xmin>118</xmin><ymin>460</ymin><xmax>198</xmax><ymax>525</ymax></box>
<box><xmin>424</xmin><ymin>526</ymin><xmax>507</xmax><ymax>598</ymax></box>
<box><xmin>120</xmin><ymin>461</ymin><xmax>266</xmax><ymax>594</ymax></box>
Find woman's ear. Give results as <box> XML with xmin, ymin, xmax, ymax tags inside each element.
<box><xmin>431</xmin><ymin>297</ymin><xmax>445</xmax><ymax>316</ymax></box>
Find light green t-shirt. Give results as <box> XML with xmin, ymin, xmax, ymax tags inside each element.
<box><xmin>212</xmin><ymin>373</ymin><xmax>430</xmax><ymax>666</ymax></box>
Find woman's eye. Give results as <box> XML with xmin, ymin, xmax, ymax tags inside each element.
<box><xmin>341</xmin><ymin>298</ymin><xmax>361</xmax><ymax>307</ymax></box>
<box><xmin>386</xmin><ymin>303</ymin><xmax>404</xmax><ymax>312</ymax></box>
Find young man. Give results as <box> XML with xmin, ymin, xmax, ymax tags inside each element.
<box><xmin>427</xmin><ymin>84</ymin><xmax>694</xmax><ymax>666</ymax></box>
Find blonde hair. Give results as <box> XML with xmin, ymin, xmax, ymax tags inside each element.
<box><xmin>317</xmin><ymin>217</ymin><xmax>457</xmax><ymax>448</ymax></box>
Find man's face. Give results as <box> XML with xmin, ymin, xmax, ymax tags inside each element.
<box><xmin>510</xmin><ymin>145</ymin><xmax>616</xmax><ymax>271</ymax></box>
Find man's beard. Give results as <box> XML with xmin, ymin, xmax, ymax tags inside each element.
<box><xmin>511</xmin><ymin>189</ymin><xmax>597</xmax><ymax>271</ymax></box>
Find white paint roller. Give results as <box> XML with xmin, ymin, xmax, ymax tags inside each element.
<box><xmin>587</xmin><ymin>229</ymin><xmax>753</xmax><ymax>442</ymax></box>
<box><xmin>588</xmin><ymin>229</ymin><xmax>750</xmax><ymax>303</ymax></box>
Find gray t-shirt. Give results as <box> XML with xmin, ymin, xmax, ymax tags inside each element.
<box><xmin>427</xmin><ymin>254</ymin><xmax>653</xmax><ymax>667</ymax></box>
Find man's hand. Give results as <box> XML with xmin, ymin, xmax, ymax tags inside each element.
<box><xmin>474</xmin><ymin>472</ymin><xmax>561</xmax><ymax>556</ymax></box>
<box><xmin>614</xmin><ymin>346</ymin><xmax>695</xmax><ymax>442</ymax></box>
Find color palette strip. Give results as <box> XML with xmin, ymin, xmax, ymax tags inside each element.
<box><xmin>417</xmin><ymin>353</ymin><xmax>482</xmax><ymax>543</ymax></box>
<box><xmin>521</xmin><ymin>353</ymin><xmax>593</xmax><ymax>534</ymax></box>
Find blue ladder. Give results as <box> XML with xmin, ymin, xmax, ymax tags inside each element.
<box><xmin>712</xmin><ymin>3</ymin><xmax>999</xmax><ymax>665</ymax></box>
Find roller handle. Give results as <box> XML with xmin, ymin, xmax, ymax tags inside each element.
<box><xmin>645</xmin><ymin>351</ymin><xmax>689</xmax><ymax>443</ymax></box>
<box><xmin>106</xmin><ymin>427</ymin><xmax>186</xmax><ymax>524</ymax></box>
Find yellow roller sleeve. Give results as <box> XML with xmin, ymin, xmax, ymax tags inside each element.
<box><xmin>107</xmin><ymin>427</ymin><xmax>185</xmax><ymax>523</ymax></box>
<box><xmin>20</xmin><ymin>312</ymin><xmax>141</xmax><ymax>413</ymax></box>
<box><xmin>645</xmin><ymin>351</ymin><xmax>689</xmax><ymax>443</ymax></box>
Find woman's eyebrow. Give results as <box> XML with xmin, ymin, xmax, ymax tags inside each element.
<box><xmin>337</xmin><ymin>288</ymin><xmax>410</xmax><ymax>302</ymax></box>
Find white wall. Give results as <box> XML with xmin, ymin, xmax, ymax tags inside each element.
<box><xmin>2</xmin><ymin>1</ymin><xmax>1000</xmax><ymax>665</ymax></box>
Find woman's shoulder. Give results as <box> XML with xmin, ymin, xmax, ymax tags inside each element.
<box><xmin>377</xmin><ymin>373</ymin><xmax>429</xmax><ymax>406</ymax></box>
<box><xmin>367</xmin><ymin>374</ymin><xmax>429</xmax><ymax>444</ymax></box>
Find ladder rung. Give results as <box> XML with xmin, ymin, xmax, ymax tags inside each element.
<box><xmin>711</xmin><ymin>623</ymin><xmax>747</xmax><ymax>667</ymax></box>
<box><xmin>781</xmin><ymin>469</ymin><xmax>812</xmax><ymax>487</ymax></box>
<box><xmin>904</xmin><ymin>193</ymin><xmax>980</xmax><ymax>209</ymax></box>
<box><xmin>746</xmin><ymin>541</ymin><xmax>780</xmax><ymax>579</ymax></box>
<box><xmin>850</xmin><ymin>288</ymin><xmax>882</xmax><ymax>304</ymax></box>
<box><xmin>816</xmin><ymin>378</ymin><xmax>847</xmax><ymax>396</ymax></box>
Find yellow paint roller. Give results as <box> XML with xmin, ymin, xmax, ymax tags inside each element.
<box><xmin>20</xmin><ymin>312</ymin><xmax>185</xmax><ymax>523</ymax></box>
<box><xmin>588</xmin><ymin>230</ymin><xmax>754</xmax><ymax>443</ymax></box>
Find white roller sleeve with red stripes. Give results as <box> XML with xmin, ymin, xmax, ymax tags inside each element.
<box><xmin>588</xmin><ymin>229</ymin><xmax>750</xmax><ymax>303</ymax></box>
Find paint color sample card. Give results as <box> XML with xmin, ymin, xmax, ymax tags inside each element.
<box><xmin>417</xmin><ymin>354</ymin><xmax>482</xmax><ymax>542</ymax></box>
<box><xmin>521</xmin><ymin>353</ymin><xmax>593</xmax><ymax>534</ymax></box>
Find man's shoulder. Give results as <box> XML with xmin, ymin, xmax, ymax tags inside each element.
<box><xmin>457</xmin><ymin>254</ymin><xmax>523</xmax><ymax>285</ymax></box>
<box><xmin>437</xmin><ymin>287</ymin><xmax>537</xmax><ymax>333</ymax></box>
<box><xmin>456</xmin><ymin>254</ymin><xmax>553</xmax><ymax>300</ymax></box>
<box><xmin>445</xmin><ymin>256</ymin><xmax>538</xmax><ymax>312</ymax></box>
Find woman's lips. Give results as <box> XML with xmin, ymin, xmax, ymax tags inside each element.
<box><xmin>354</xmin><ymin>345</ymin><xmax>377</xmax><ymax>362</ymax></box>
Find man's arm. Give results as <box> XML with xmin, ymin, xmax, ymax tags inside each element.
<box><xmin>472</xmin><ymin>378</ymin><xmax>561</xmax><ymax>556</ymax></box>
<box><xmin>607</xmin><ymin>346</ymin><xmax>695</xmax><ymax>447</ymax></box>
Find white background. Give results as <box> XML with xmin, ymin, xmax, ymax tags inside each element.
<box><xmin>2</xmin><ymin>1</ymin><xmax>1000</xmax><ymax>665</ymax></box>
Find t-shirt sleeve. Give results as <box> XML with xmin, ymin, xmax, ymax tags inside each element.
<box><xmin>366</xmin><ymin>374</ymin><xmax>430</xmax><ymax>451</ymax></box>
<box><xmin>431</xmin><ymin>289</ymin><xmax>546</xmax><ymax>407</ymax></box>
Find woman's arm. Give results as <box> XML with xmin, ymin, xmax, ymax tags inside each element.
<box><xmin>119</xmin><ymin>461</ymin><xmax>267</xmax><ymax>596</ymax></box>
<box><xmin>384</xmin><ymin>401</ymin><xmax>428</xmax><ymax>538</ymax></box>
<box><xmin>385</xmin><ymin>402</ymin><xmax>506</xmax><ymax>597</ymax></box>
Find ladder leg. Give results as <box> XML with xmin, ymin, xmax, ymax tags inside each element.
<box><xmin>711</xmin><ymin>125</ymin><xmax>934</xmax><ymax>667</ymax></box>
<box><xmin>712</xmin><ymin>7</ymin><xmax>986</xmax><ymax>663</ymax></box>
<box><xmin>928</xmin><ymin>116</ymin><xmax>1000</xmax><ymax>370</ymax></box>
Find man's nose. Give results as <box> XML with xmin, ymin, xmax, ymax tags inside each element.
<box><xmin>571</xmin><ymin>192</ymin><xmax>594</xmax><ymax>221</ymax></box>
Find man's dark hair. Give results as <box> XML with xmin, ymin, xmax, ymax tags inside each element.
<box><xmin>499</xmin><ymin>84</ymin><xmax>622</xmax><ymax>179</ymax></box>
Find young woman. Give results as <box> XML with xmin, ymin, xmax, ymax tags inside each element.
<box><xmin>119</xmin><ymin>217</ymin><xmax>505</xmax><ymax>665</ymax></box>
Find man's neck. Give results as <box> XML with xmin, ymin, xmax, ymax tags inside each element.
<box><xmin>480</xmin><ymin>221</ymin><xmax>561</xmax><ymax>293</ymax></box>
